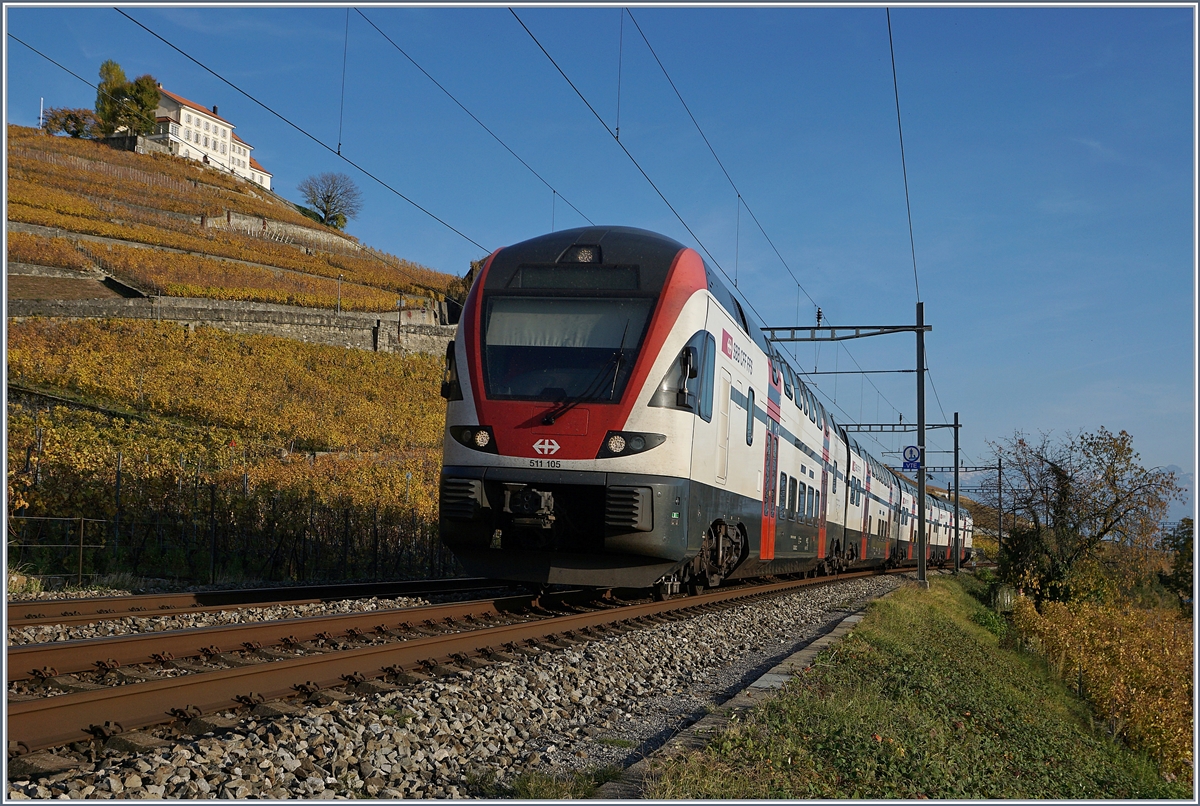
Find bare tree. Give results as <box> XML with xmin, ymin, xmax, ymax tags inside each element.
<box><xmin>988</xmin><ymin>427</ymin><xmax>1181</xmax><ymax>603</ymax></box>
<box><xmin>297</xmin><ymin>172</ymin><xmax>363</xmax><ymax>229</ymax></box>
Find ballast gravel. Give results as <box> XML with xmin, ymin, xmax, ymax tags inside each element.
<box><xmin>7</xmin><ymin>596</ymin><xmax>431</xmax><ymax>646</ymax></box>
<box><xmin>6</xmin><ymin>575</ymin><xmax>904</xmax><ymax>799</ymax></box>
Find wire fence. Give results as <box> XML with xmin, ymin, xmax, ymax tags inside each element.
<box><xmin>8</xmin><ymin>499</ymin><xmax>460</xmax><ymax>589</ymax></box>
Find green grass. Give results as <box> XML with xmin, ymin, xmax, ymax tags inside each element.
<box><xmin>646</xmin><ymin>576</ymin><xmax>1187</xmax><ymax>799</ymax></box>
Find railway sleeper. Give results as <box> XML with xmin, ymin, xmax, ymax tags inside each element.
<box><xmin>43</xmin><ymin>676</ymin><xmax>105</xmax><ymax>694</ymax></box>
<box><xmin>212</xmin><ymin>653</ymin><xmax>261</xmax><ymax>668</ymax></box>
<box><xmin>381</xmin><ymin>666</ymin><xmax>432</xmax><ymax>685</ymax></box>
<box><xmin>104</xmin><ymin>668</ymin><xmax>160</xmax><ymax>685</ymax></box>
<box><xmin>185</xmin><ymin>715</ymin><xmax>240</xmax><ymax>736</ymax></box>
<box><xmin>251</xmin><ymin>700</ymin><xmax>306</xmax><ymax>720</ymax></box>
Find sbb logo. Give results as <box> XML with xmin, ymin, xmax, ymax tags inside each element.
<box><xmin>721</xmin><ymin>329</ymin><xmax>754</xmax><ymax>373</ymax></box>
<box><xmin>533</xmin><ymin>439</ymin><xmax>560</xmax><ymax>455</ymax></box>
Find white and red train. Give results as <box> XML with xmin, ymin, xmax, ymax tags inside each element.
<box><xmin>439</xmin><ymin>227</ymin><xmax>972</xmax><ymax>594</ymax></box>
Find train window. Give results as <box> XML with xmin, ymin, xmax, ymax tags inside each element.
<box><xmin>814</xmin><ymin>490</ymin><xmax>820</xmax><ymax>520</ymax></box>
<box><xmin>798</xmin><ymin>481</ymin><xmax>807</xmax><ymax>519</ymax></box>
<box><xmin>807</xmin><ymin>486</ymin><xmax>815</xmax><ymax>519</ymax></box>
<box><xmin>788</xmin><ymin>477</ymin><xmax>798</xmax><ymax>519</ymax></box>
<box><xmin>746</xmin><ymin>388</ymin><xmax>755</xmax><ymax>445</ymax></box>
<box><xmin>779</xmin><ymin>472</ymin><xmax>788</xmax><ymax>518</ymax></box>
<box><xmin>817</xmin><ymin>401</ymin><xmax>825</xmax><ymax>430</ymax></box>
<box><xmin>649</xmin><ymin>330</ymin><xmax>716</xmax><ymax>422</ymax></box>
<box><xmin>783</xmin><ymin>365</ymin><xmax>794</xmax><ymax>400</ymax></box>
<box><xmin>732</xmin><ymin>298</ymin><xmax>751</xmax><ymax>335</ymax></box>
<box><xmin>440</xmin><ymin>340</ymin><xmax>462</xmax><ymax>401</ymax></box>
<box><xmin>481</xmin><ymin>296</ymin><xmax>654</xmax><ymax>401</ymax></box>
<box><xmin>698</xmin><ymin>332</ymin><xmax>715</xmax><ymax>421</ymax></box>
<box><xmin>833</xmin><ymin>461</ymin><xmax>838</xmax><ymax>494</ymax></box>
<box><xmin>806</xmin><ymin>388</ymin><xmax>818</xmax><ymax>423</ymax></box>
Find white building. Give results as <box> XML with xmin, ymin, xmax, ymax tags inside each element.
<box><xmin>149</xmin><ymin>85</ymin><xmax>272</xmax><ymax>191</ymax></box>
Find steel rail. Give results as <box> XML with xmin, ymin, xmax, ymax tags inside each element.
<box><xmin>7</xmin><ymin>577</ymin><xmax>498</xmax><ymax>623</ymax></box>
<box><xmin>7</xmin><ymin>591</ymin><xmax>585</xmax><ymax>683</ymax></box>
<box><xmin>7</xmin><ymin>571</ymin><xmax>880</xmax><ymax>753</ymax></box>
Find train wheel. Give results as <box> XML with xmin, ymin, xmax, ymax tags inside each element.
<box><xmin>653</xmin><ymin>582</ymin><xmax>673</xmax><ymax>602</ymax></box>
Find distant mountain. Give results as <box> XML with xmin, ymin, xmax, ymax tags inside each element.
<box><xmin>1164</xmin><ymin>465</ymin><xmax>1194</xmax><ymax>521</ymax></box>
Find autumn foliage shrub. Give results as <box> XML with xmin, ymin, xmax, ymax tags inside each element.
<box><xmin>7</xmin><ymin>319</ymin><xmax>447</xmax><ymax>532</ymax></box>
<box><xmin>74</xmin><ymin>240</ymin><xmax>401</xmax><ymax>311</ymax></box>
<box><xmin>1011</xmin><ymin>596</ymin><xmax>1193</xmax><ymax>783</ymax></box>
<box><xmin>7</xmin><ymin>125</ymin><xmax>459</xmax><ymax>297</ymax></box>
<box><xmin>6</xmin><ymin>231</ymin><xmax>93</xmax><ymax>272</ymax></box>
<box><xmin>7</xmin><ymin>318</ymin><xmax>444</xmax><ymax>453</ymax></box>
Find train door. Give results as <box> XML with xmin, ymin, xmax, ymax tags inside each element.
<box><xmin>761</xmin><ymin>432</ymin><xmax>778</xmax><ymax>560</ymax></box>
<box><xmin>716</xmin><ymin>369</ymin><xmax>731</xmax><ymax>484</ymax></box>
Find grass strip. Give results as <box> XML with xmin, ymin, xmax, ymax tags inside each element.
<box><xmin>647</xmin><ymin>575</ymin><xmax>1187</xmax><ymax>799</ymax></box>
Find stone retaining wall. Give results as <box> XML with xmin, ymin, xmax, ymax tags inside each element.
<box><xmin>7</xmin><ymin>297</ymin><xmax>455</xmax><ymax>356</ymax></box>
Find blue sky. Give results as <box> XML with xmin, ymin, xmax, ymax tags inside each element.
<box><xmin>5</xmin><ymin>4</ymin><xmax>1195</xmax><ymax>517</ymax></box>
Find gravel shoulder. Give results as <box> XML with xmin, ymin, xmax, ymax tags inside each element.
<box><xmin>6</xmin><ymin>574</ymin><xmax>903</xmax><ymax>799</ymax></box>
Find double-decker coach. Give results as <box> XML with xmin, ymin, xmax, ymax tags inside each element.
<box><xmin>438</xmin><ymin>226</ymin><xmax>971</xmax><ymax>595</ymax></box>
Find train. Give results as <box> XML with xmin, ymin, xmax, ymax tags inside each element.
<box><xmin>438</xmin><ymin>226</ymin><xmax>973</xmax><ymax>596</ymax></box>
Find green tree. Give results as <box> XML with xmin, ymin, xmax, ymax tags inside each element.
<box><xmin>94</xmin><ymin>61</ymin><xmax>158</xmax><ymax>136</ymax></box>
<box><xmin>94</xmin><ymin>59</ymin><xmax>128</xmax><ymax>137</ymax></box>
<box><xmin>119</xmin><ymin>74</ymin><xmax>160</xmax><ymax>135</ymax></box>
<box><xmin>42</xmin><ymin>107</ymin><xmax>100</xmax><ymax>138</ymax></box>
<box><xmin>992</xmin><ymin>428</ymin><xmax>1181</xmax><ymax>604</ymax></box>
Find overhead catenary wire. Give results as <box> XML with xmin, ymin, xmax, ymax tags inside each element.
<box><xmin>337</xmin><ymin>8</ymin><xmax>349</xmax><ymax>155</ymax></box>
<box><xmin>509</xmin><ymin>8</ymin><xmax>727</xmax><ymax>278</ymax></box>
<box><xmin>886</xmin><ymin>8</ymin><xmax>921</xmax><ymax>304</ymax></box>
<box><xmin>355</xmin><ymin>9</ymin><xmax>593</xmax><ymax>227</ymax></box>
<box><xmin>625</xmin><ymin>9</ymin><xmax>821</xmax><ymax>311</ymax></box>
<box><xmin>113</xmin><ymin>8</ymin><xmax>489</xmax><ymax>254</ymax></box>
<box><xmin>508</xmin><ymin>9</ymin><xmax>897</xmax><ymax>454</ymax></box>
<box><xmin>9</xmin><ymin>33</ymin><xmax>159</xmax><ymax>134</ymax></box>
<box><xmin>621</xmin><ymin>10</ymin><xmax>916</xmax><ymax>443</ymax></box>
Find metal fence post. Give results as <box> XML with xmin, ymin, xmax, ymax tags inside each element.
<box><xmin>209</xmin><ymin>484</ymin><xmax>217</xmax><ymax>585</ymax></box>
<box><xmin>114</xmin><ymin>451</ymin><xmax>123</xmax><ymax>566</ymax></box>
<box><xmin>78</xmin><ymin>516</ymin><xmax>85</xmax><ymax>586</ymax></box>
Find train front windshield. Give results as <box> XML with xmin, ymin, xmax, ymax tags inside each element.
<box><xmin>481</xmin><ymin>296</ymin><xmax>654</xmax><ymax>402</ymax></box>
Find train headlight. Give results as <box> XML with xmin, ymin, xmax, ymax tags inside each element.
<box><xmin>451</xmin><ymin>425</ymin><xmax>498</xmax><ymax>454</ymax></box>
<box><xmin>596</xmin><ymin>431</ymin><xmax>666</xmax><ymax>459</ymax></box>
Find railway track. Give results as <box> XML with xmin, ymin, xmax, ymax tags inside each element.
<box><xmin>8</xmin><ymin>577</ymin><xmax>504</xmax><ymax>626</ymax></box>
<box><xmin>7</xmin><ymin>570</ymin><xmax>891</xmax><ymax>755</ymax></box>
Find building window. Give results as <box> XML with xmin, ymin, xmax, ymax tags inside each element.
<box><xmin>185</xmin><ymin>113</ymin><xmax>191</xmax><ymax>124</ymax></box>
<box><xmin>222</xmin><ymin>129</ymin><xmax>227</xmax><ymax>138</ymax></box>
<box><xmin>169</xmin><ymin>123</ymin><xmax>178</xmax><ymax>136</ymax></box>
<box><xmin>203</xmin><ymin>136</ymin><xmax>209</xmax><ymax>148</ymax></box>
<box><xmin>204</xmin><ymin>121</ymin><xmax>210</xmax><ymax>132</ymax></box>
<box><xmin>183</xmin><ymin>148</ymin><xmax>189</xmax><ymax>157</ymax></box>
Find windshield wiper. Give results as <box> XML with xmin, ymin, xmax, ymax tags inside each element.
<box><xmin>542</xmin><ymin>320</ymin><xmax>630</xmax><ymax>425</ymax></box>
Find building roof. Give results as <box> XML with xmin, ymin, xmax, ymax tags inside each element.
<box><xmin>158</xmin><ymin>87</ymin><xmax>232</xmax><ymax>126</ymax></box>
<box><xmin>231</xmin><ymin>131</ymin><xmax>252</xmax><ymax>148</ymax></box>
<box><xmin>249</xmin><ymin>157</ymin><xmax>272</xmax><ymax>176</ymax></box>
